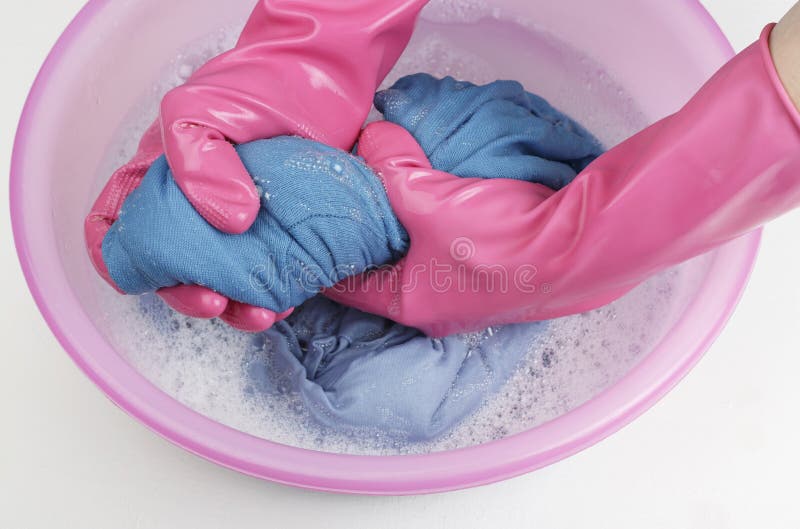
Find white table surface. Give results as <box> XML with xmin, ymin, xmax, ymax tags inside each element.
<box><xmin>2</xmin><ymin>1</ymin><xmax>799</xmax><ymax>527</ymax></box>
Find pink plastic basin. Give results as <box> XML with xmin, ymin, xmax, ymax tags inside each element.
<box><xmin>11</xmin><ymin>0</ymin><xmax>755</xmax><ymax>495</ymax></box>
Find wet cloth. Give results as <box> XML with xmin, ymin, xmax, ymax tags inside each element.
<box><xmin>113</xmin><ymin>74</ymin><xmax>602</xmax><ymax>440</ymax></box>
<box><xmin>103</xmin><ymin>75</ymin><xmax>603</xmax><ymax>311</ymax></box>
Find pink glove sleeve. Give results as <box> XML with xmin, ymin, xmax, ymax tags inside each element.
<box><xmin>524</xmin><ymin>24</ymin><xmax>800</xmax><ymax>318</ymax></box>
<box><xmin>161</xmin><ymin>0</ymin><xmax>429</xmax><ymax>234</ymax></box>
<box><xmin>328</xmin><ymin>25</ymin><xmax>800</xmax><ymax>337</ymax></box>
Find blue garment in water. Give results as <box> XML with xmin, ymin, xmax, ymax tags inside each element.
<box><xmin>104</xmin><ymin>74</ymin><xmax>603</xmax><ymax>312</ymax></box>
<box><xmin>109</xmin><ymin>75</ymin><xmax>603</xmax><ymax>441</ymax></box>
<box><xmin>137</xmin><ymin>292</ymin><xmax>547</xmax><ymax>443</ymax></box>
<box><xmin>247</xmin><ymin>296</ymin><xmax>548</xmax><ymax>442</ymax></box>
<box><xmin>375</xmin><ymin>74</ymin><xmax>603</xmax><ymax>188</ymax></box>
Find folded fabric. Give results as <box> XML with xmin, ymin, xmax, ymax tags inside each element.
<box><xmin>376</xmin><ymin>74</ymin><xmax>603</xmax><ymax>188</ymax></box>
<box><xmin>104</xmin><ymin>138</ymin><xmax>409</xmax><ymax>311</ymax></box>
<box><xmin>134</xmin><ymin>291</ymin><xmax>547</xmax><ymax>443</ymax></box>
<box><xmin>246</xmin><ymin>296</ymin><xmax>548</xmax><ymax>442</ymax></box>
<box><xmin>103</xmin><ymin>75</ymin><xmax>603</xmax><ymax>313</ymax></box>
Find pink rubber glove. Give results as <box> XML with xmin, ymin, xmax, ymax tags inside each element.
<box><xmin>327</xmin><ymin>25</ymin><xmax>800</xmax><ymax>337</ymax></box>
<box><xmin>162</xmin><ymin>0</ymin><xmax>429</xmax><ymax>234</ymax></box>
<box><xmin>86</xmin><ymin>0</ymin><xmax>428</xmax><ymax>332</ymax></box>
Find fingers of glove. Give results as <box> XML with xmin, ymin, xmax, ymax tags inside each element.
<box><xmin>358</xmin><ymin>121</ymin><xmax>555</xmax><ymax>230</ymax></box>
<box><xmin>162</xmin><ymin>119</ymin><xmax>261</xmax><ymax>235</ymax></box>
<box><xmin>158</xmin><ymin>286</ymin><xmax>295</xmax><ymax>331</ymax></box>
<box><xmin>358</xmin><ymin>121</ymin><xmax>432</xmax><ymax>171</ymax></box>
<box><xmin>157</xmin><ymin>285</ymin><xmax>229</xmax><ymax>319</ymax></box>
<box><xmin>275</xmin><ymin>308</ymin><xmax>295</xmax><ymax>322</ymax></box>
<box><xmin>323</xmin><ymin>263</ymin><xmax>405</xmax><ymax>321</ymax></box>
<box><xmin>220</xmin><ymin>301</ymin><xmax>280</xmax><ymax>333</ymax></box>
<box><xmin>357</xmin><ymin>121</ymin><xmax>444</xmax><ymax>228</ymax></box>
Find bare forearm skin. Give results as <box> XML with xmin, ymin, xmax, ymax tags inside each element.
<box><xmin>772</xmin><ymin>2</ymin><xmax>800</xmax><ymax>110</ymax></box>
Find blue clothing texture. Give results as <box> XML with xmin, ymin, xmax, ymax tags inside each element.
<box><xmin>104</xmin><ymin>139</ymin><xmax>409</xmax><ymax>312</ymax></box>
<box><xmin>110</xmin><ymin>74</ymin><xmax>604</xmax><ymax>441</ymax></box>
<box><xmin>376</xmin><ymin>74</ymin><xmax>604</xmax><ymax>189</ymax></box>
<box><xmin>104</xmin><ymin>74</ymin><xmax>604</xmax><ymax>312</ymax></box>
<box><xmin>137</xmin><ymin>292</ymin><xmax>547</xmax><ymax>443</ymax></box>
<box><xmin>247</xmin><ymin>296</ymin><xmax>548</xmax><ymax>442</ymax></box>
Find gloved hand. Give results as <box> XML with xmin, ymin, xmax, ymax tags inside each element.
<box><xmin>99</xmin><ymin>73</ymin><xmax>602</xmax><ymax>328</ymax></box>
<box><xmin>102</xmin><ymin>138</ymin><xmax>409</xmax><ymax>313</ymax></box>
<box><xmin>85</xmin><ymin>121</ymin><xmax>295</xmax><ymax>330</ymax></box>
<box><xmin>161</xmin><ymin>0</ymin><xmax>429</xmax><ymax>235</ymax></box>
<box><xmin>85</xmin><ymin>0</ymin><xmax>428</xmax><ymax>331</ymax></box>
<box><xmin>327</xmin><ymin>25</ymin><xmax>800</xmax><ymax>337</ymax></box>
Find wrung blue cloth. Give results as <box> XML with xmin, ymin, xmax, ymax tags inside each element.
<box><xmin>109</xmin><ymin>75</ymin><xmax>603</xmax><ymax>441</ymax></box>
<box><xmin>104</xmin><ymin>139</ymin><xmax>408</xmax><ymax>311</ymax></box>
<box><xmin>104</xmin><ymin>75</ymin><xmax>604</xmax><ymax>310</ymax></box>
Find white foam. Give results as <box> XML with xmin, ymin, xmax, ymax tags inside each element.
<box><xmin>91</xmin><ymin>9</ymin><xmax>706</xmax><ymax>455</ymax></box>
<box><xmin>421</xmin><ymin>0</ymin><xmax>494</xmax><ymax>24</ymax></box>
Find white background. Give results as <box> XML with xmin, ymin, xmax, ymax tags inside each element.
<box><xmin>1</xmin><ymin>1</ymin><xmax>799</xmax><ymax>528</ymax></box>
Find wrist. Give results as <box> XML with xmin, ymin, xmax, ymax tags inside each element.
<box><xmin>771</xmin><ymin>7</ymin><xmax>800</xmax><ymax>110</ymax></box>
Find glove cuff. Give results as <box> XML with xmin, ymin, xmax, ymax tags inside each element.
<box><xmin>760</xmin><ymin>23</ymin><xmax>800</xmax><ymax>133</ymax></box>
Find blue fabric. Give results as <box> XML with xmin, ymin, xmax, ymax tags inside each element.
<box><xmin>136</xmin><ymin>292</ymin><xmax>547</xmax><ymax>442</ymax></box>
<box><xmin>376</xmin><ymin>74</ymin><xmax>604</xmax><ymax>189</ymax></box>
<box><xmin>247</xmin><ymin>296</ymin><xmax>548</xmax><ymax>442</ymax></box>
<box><xmin>106</xmin><ymin>75</ymin><xmax>604</xmax><ymax>441</ymax></box>
<box><xmin>104</xmin><ymin>138</ymin><xmax>409</xmax><ymax>312</ymax></box>
<box><xmin>104</xmin><ymin>74</ymin><xmax>603</xmax><ymax>311</ymax></box>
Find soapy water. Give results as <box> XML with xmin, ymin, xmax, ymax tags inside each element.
<box><xmin>90</xmin><ymin>2</ymin><xmax>711</xmax><ymax>455</ymax></box>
